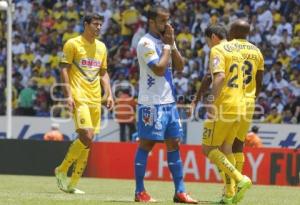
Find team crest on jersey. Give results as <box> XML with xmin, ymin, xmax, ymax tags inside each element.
<box><xmin>212</xmin><ymin>56</ymin><xmax>220</xmax><ymax>68</ymax></box>
<box><xmin>142</xmin><ymin>107</ymin><xmax>153</xmax><ymax>126</ymax></box>
<box><xmin>143</xmin><ymin>41</ymin><xmax>150</xmax><ymax>47</ymax></box>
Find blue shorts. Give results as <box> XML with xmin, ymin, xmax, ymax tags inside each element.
<box><xmin>137</xmin><ymin>103</ymin><xmax>183</xmax><ymax>141</ymax></box>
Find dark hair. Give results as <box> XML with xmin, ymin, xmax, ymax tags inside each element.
<box><xmin>148</xmin><ymin>5</ymin><xmax>169</xmax><ymax>21</ymax></box>
<box><xmin>251</xmin><ymin>126</ymin><xmax>259</xmax><ymax>133</ymax></box>
<box><xmin>83</xmin><ymin>13</ymin><xmax>104</xmax><ymax>25</ymax></box>
<box><xmin>229</xmin><ymin>19</ymin><xmax>250</xmax><ymax>39</ymax></box>
<box><xmin>204</xmin><ymin>24</ymin><xmax>227</xmax><ymax>40</ymax></box>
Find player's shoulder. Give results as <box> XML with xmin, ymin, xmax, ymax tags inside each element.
<box><xmin>95</xmin><ymin>39</ymin><xmax>107</xmax><ymax>50</ymax></box>
<box><xmin>211</xmin><ymin>41</ymin><xmax>228</xmax><ymax>54</ymax></box>
<box><xmin>245</xmin><ymin>40</ymin><xmax>261</xmax><ymax>52</ymax></box>
<box><xmin>63</xmin><ymin>35</ymin><xmax>80</xmax><ymax>48</ymax></box>
<box><xmin>67</xmin><ymin>35</ymin><xmax>81</xmax><ymax>44</ymax></box>
<box><xmin>137</xmin><ymin>34</ymin><xmax>155</xmax><ymax>48</ymax></box>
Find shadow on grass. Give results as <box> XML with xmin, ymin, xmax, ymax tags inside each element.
<box><xmin>198</xmin><ymin>200</ymin><xmax>220</xmax><ymax>204</ymax></box>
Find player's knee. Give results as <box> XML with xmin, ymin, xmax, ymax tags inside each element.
<box><xmin>220</xmin><ymin>143</ymin><xmax>233</xmax><ymax>155</ymax></box>
<box><xmin>202</xmin><ymin>146</ymin><xmax>211</xmax><ymax>156</ymax></box>
<box><xmin>232</xmin><ymin>138</ymin><xmax>244</xmax><ymax>153</ymax></box>
<box><xmin>139</xmin><ymin>139</ymin><xmax>155</xmax><ymax>151</ymax></box>
<box><xmin>202</xmin><ymin>145</ymin><xmax>219</xmax><ymax>156</ymax></box>
<box><xmin>165</xmin><ymin>138</ymin><xmax>180</xmax><ymax>151</ymax></box>
<box><xmin>78</xmin><ymin>129</ymin><xmax>94</xmax><ymax>147</ymax></box>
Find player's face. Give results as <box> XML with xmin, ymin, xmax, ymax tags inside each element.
<box><xmin>154</xmin><ymin>11</ymin><xmax>170</xmax><ymax>34</ymax></box>
<box><xmin>205</xmin><ymin>37</ymin><xmax>213</xmax><ymax>48</ymax></box>
<box><xmin>86</xmin><ymin>19</ymin><xmax>102</xmax><ymax>37</ymax></box>
<box><xmin>205</xmin><ymin>34</ymin><xmax>220</xmax><ymax>48</ymax></box>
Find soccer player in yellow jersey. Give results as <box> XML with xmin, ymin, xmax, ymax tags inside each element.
<box><xmin>226</xmin><ymin>19</ymin><xmax>264</xmax><ymax>200</ymax></box>
<box><xmin>201</xmin><ymin>24</ymin><xmax>252</xmax><ymax>204</ymax></box>
<box><xmin>54</xmin><ymin>13</ymin><xmax>114</xmax><ymax>194</ymax></box>
<box><xmin>229</xmin><ymin>19</ymin><xmax>264</xmax><ymax>172</ymax></box>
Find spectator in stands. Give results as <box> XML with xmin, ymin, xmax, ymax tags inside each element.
<box><xmin>245</xmin><ymin>126</ymin><xmax>263</xmax><ymax>148</ymax></box>
<box><xmin>256</xmin><ymin>4</ymin><xmax>273</xmax><ymax>33</ymax></box>
<box><xmin>0</xmin><ymin>0</ymin><xmax>300</xmax><ymax>125</ymax></box>
<box><xmin>98</xmin><ymin>1</ymin><xmax>112</xmax><ymax>35</ymax></box>
<box><xmin>282</xmin><ymin>109</ymin><xmax>298</xmax><ymax>124</ymax></box>
<box><xmin>16</xmin><ymin>80</ymin><xmax>37</xmax><ymax>116</ymax></box>
<box><xmin>267</xmin><ymin>71</ymin><xmax>289</xmax><ymax>94</ymax></box>
<box><xmin>114</xmin><ymin>89</ymin><xmax>136</xmax><ymax>142</ymax></box>
<box><xmin>43</xmin><ymin>123</ymin><xmax>64</xmax><ymax>141</ymax></box>
<box><xmin>271</xmin><ymin>95</ymin><xmax>284</xmax><ymax>113</ymax></box>
<box><xmin>174</xmin><ymin>72</ymin><xmax>189</xmax><ymax>96</ymax></box>
<box><xmin>264</xmin><ymin>106</ymin><xmax>282</xmax><ymax>123</ymax></box>
<box><xmin>12</xmin><ymin>35</ymin><xmax>25</xmax><ymax>55</ymax></box>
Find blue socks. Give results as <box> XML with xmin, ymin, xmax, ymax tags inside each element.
<box><xmin>167</xmin><ymin>149</ymin><xmax>185</xmax><ymax>193</ymax></box>
<box><xmin>134</xmin><ymin>147</ymin><xmax>149</xmax><ymax>193</ymax></box>
<box><xmin>135</xmin><ymin>148</ymin><xmax>185</xmax><ymax>194</ymax></box>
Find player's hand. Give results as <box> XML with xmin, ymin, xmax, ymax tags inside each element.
<box><xmin>162</xmin><ymin>24</ymin><xmax>174</xmax><ymax>45</ymax></box>
<box><xmin>67</xmin><ymin>97</ymin><xmax>75</xmax><ymax>113</ymax></box>
<box><xmin>206</xmin><ymin>103</ymin><xmax>216</xmax><ymax>120</ymax></box>
<box><xmin>187</xmin><ymin>100</ymin><xmax>197</xmax><ymax>118</ymax></box>
<box><xmin>106</xmin><ymin>95</ymin><xmax>114</xmax><ymax>111</ymax></box>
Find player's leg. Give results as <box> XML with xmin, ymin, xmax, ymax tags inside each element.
<box><xmin>135</xmin><ymin>139</ymin><xmax>155</xmax><ymax>191</ymax></box>
<box><xmin>233</xmin><ymin>99</ymin><xmax>255</xmax><ymax>173</ymax></box>
<box><xmin>68</xmin><ymin>104</ymin><xmax>101</xmax><ymax>193</ymax></box>
<box><xmin>202</xmin><ymin>117</ymin><xmax>246</xmax><ymax>185</ymax></box>
<box><xmin>165</xmin><ymin>138</ymin><xmax>185</xmax><ymax>193</ymax></box>
<box><xmin>134</xmin><ymin>105</ymin><xmax>158</xmax><ymax>202</ymax></box>
<box><xmin>164</xmin><ymin>104</ymin><xmax>197</xmax><ymax>204</ymax></box>
<box><xmin>55</xmin><ymin>103</ymin><xmax>94</xmax><ymax>192</ymax></box>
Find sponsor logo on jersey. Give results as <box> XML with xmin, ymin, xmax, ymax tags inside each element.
<box><xmin>144</xmin><ymin>50</ymin><xmax>155</xmax><ymax>58</ymax></box>
<box><xmin>79</xmin><ymin>58</ymin><xmax>101</xmax><ymax>68</ymax></box>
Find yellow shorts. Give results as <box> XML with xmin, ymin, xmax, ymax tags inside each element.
<box><xmin>236</xmin><ymin>98</ymin><xmax>255</xmax><ymax>142</ymax></box>
<box><xmin>202</xmin><ymin>114</ymin><xmax>241</xmax><ymax>146</ymax></box>
<box><xmin>73</xmin><ymin>101</ymin><xmax>101</xmax><ymax>134</ymax></box>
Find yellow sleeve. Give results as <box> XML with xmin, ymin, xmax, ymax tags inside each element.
<box><xmin>210</xmin><ymin>47</ymin><xmax>225</xmax><ymax>74</ymax></box>
<box><xmin>61</xmin><ymin>40</ymin><xmax>75</xmax><ymax>65</ymax></box>
<box><xmin>257</xmin><ymin>50</ymin><xmax>264</xmax><ymax>71</ymax></box>
<box><xmin>101</xmin><ymin>46</ymin><xmax>108</xmax><ymax>70</ymax></box>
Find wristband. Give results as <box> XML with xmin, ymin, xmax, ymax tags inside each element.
<box><xmin>171</xmin><ymin>42</ymin><xmax>177</xmax><ymax>50</ymax></box>
<box><xmin>163</xmin><ymin>44</ymin><xmax>171</xmax><ymax>50</ymax></box>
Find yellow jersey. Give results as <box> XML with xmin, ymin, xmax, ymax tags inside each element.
<box><xmin>209</xmin><ymin>39</ymin><xmax>245</xmax><ymax>115</ymax></box>
<box><xmin>61</xmin><ymin>35</ymin><xmax>107</xmax><ymax>104</ymax></box>
<box><xmin>230</xmin><ymin>39</ymin><xmax>264</xmax><ymax>99</ymax></box>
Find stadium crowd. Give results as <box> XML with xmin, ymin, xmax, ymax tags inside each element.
<box><xmin>0</xmin><ymin>0</ymin><xmax>300</xmax><ymax>124</ymax></box>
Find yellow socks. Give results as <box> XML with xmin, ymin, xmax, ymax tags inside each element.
<box><xmin>58</xmin><ymin>139</ymin><xmax>86</xmax><ymax>173</ymax></box>
<box><xmin>225</xmin><ymin>154</ymin><xmax>236</xmax><ymax>197</ymax></box>
<box><xmin>208</xmin><ymin>149</ymin><xmax>243</xmax><ymax>183</ymax></box>
<box><xmin>234</xmin><ymin>152</ymin><xmax>245</xmax><ymax>173</ymax></box>
<box><xmin>69</xmin><ymin>148</ymin><xmax>90</xmax><ymax>188</ymax></box>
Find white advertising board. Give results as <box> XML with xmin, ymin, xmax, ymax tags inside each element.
<box><xmin>1</xmin><ymin>117</ymin><xmax>299</xmax><ymax>148</ymax></box>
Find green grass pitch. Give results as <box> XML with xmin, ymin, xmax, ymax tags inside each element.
<box><xmin>0</xmin><ymin>175</ymin><xmax>299</xmax><ymax>205</ymax></box>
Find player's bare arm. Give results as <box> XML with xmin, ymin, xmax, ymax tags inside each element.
<box><xmin>211</xmin><ymin>72</ymin><xmax>225</xmax><ymax>100</ymax></box>
<box><xmin>100</xmin><ymin>69</ymin><xmax>114</xmax><ymax>110</ymax></box>
<box><xmin>255</xmin><ymin>70</ymin><xmax>263</xmax><ymax>98</ymax></box>
<box><xmin>151</xmin><ymin>26</ymin><xmax>174</xmax><ymax>76</ymax></box>
<box><xmin>193</xmin><ymin>73</ymin><xmax>212</xmax><ymax>105</ymax></box>
<box><xmin>60</xmin><ymin>62</ymin><xmax>75</xmax><ymax>112</ymax></box>
<box><xmin>207</xmin><ymin>72</ymin><xmax>225</xmax><ymax>118</ymax></box>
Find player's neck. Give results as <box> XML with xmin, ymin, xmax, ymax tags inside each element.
<box><xmin>82</xmin><ymin>32</ymin><xmax>95</xmax><ymax>44</ymax></box>
<box><xmin>148</xmin><ymin>30</ymin><xmax>160</xmax><ymax>39</ymax></box>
